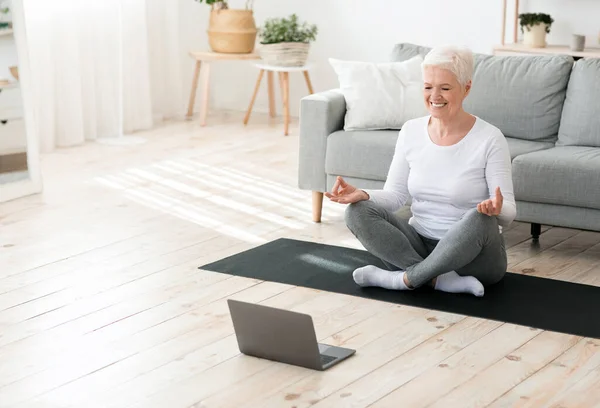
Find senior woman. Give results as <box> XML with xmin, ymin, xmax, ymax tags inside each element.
<box><xmin>326</xmin><ymin>45</ymin><xmax>516</xmax><ymax>297</ymax></box>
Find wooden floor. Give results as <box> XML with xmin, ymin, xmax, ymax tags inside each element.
<box><xmin>1</xmin><ymin>111</ymin><xmax>599</xmax><ymax>408</ymax></box>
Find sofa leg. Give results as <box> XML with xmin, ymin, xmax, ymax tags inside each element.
<box><xmin>312</xmin><ymin>191</ymin><xmax>323</xmax><ymax>223</ymax></box>
<box><xmin>531</xmin><ymin>223</ymin><xmax>541</xmax><ymax>241</ymax></box>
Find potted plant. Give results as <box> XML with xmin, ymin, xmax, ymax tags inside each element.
<box><xmin>258</xmin><ymin>14</ymin><xmax>317</xmax><ymax>67</ymax></box>
<box><xmin>194</xmin><ymin>0</ymin><xmax>257</xmax><ymax>54</ymax></box>
<box><xmin>519</xmin><ymin>12</ymin><xmax>554</xmax><ymax>48</ymax></box>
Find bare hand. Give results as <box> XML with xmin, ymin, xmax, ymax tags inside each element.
<box><xmin>477</xmin><ymin>187</ymin><xmax>503</xmax><ymax>216</ymax></box>
<box><xmin>325</xmin><ymin>176</ymin><xmax>367</xmax><ymax>204</ymax></box>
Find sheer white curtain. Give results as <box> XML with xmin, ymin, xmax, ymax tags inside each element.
<box><xmin>24</xmin><ymin>0</ymin><xmax>183</xmax><ymax>152</ymax></box>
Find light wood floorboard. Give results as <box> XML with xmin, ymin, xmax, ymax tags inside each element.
<box><xmin>1</xmin><ymin>111</ymin><xmax>599</xmax><ymax>408</ymax></box>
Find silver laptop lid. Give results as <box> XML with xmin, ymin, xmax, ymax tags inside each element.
<box><xmin>227</xmin><ymin>299</ymin><xmax>322</xmax><ymax>369</ymax></box>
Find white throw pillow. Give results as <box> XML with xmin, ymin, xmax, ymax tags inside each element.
<box><xmin>329</xmin><ymin>55</ymin><xmax>428</xmax><ymax>131</ymax></box>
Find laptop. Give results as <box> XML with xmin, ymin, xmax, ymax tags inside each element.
<box><xmin>227</xmin><ymin>299</ymin><xmax>356</xmax><ymax>371</ymax></box>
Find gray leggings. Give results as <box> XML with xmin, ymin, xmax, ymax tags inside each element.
<box><xmin>345</xmin><ymin>201</ymin><xmax>507</xmax><ymax>288</ymax></box>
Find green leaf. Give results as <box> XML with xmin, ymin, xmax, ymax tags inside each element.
<box><xmin>518</xmin><ymin>13</ymin><xmax>554</xmax><ymax>34</ymax></box>
<box><xmin>193</xmin><ymin>0</ymin><xmax>229</xmax><ymax>8</ymax></box>
<box><xmin>258</xmin><ymin>13</ymin><xmax>318</xmax><ymax>44</ymax></box>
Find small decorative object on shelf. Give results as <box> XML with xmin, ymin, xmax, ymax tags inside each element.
<box><xmin>570</xmin><ymin>34</ymin><xmax>585</xmax><ymax>52</ymax></box>
<box><xmin>258</xmin><ymin>14</ymin><xmax>317</xmax><ymax>67</ymax></box>
<box><xmin>194</xmin><ymin>0</ymin><xmax>257</xmax><ymax>54</ymax></box>
<box><xmin>519</xmin><ymin>12</ymin><xmax>554</xmax><ymax>48</ymax></box>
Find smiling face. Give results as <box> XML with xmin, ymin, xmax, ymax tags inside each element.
<box><xmin>423</xmin><ymin>66</ymin><xmax>471</xmax><ymax>121</ymax></box>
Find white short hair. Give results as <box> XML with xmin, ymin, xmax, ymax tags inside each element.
<box><xmin>421</xmin><ymin>45</ymin><xmax>474</xmax><ymax>88</ymax></box>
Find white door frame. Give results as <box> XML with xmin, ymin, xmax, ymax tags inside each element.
<box><xmin>0</xmin><ymin>0</ymin><xmax>43</xmax><ymax>203</ymax></box>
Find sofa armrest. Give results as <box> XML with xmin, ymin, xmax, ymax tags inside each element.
<box><xmin>298</xmin><ymin>89</ymin><xmax>346</xmax><ymax>192</ymax></box>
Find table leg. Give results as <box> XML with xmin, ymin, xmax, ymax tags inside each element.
<box><xmin>267</xmin><ymin>71</ymin><xmax>276</xmax><ymax>117</ymax></box>
<box><xmin>186</xmin><ymin>60</ymin><xmax>202</xmax><ymax>120</ymax></box>
<box><xmin>199</xmin><ymin>62</ymin><xmax>210</xmax><ymax>126</ymax></box>
<box><xmin>278</xmin><ymin>72</ymin><xmax>285</xmax><ymax>128</ymax></box>
<box><xmin>278</xmin><ymin>71</ymin><xmax>284</xmax><ymax>97</ymax></box>
<box><xmin>282</xmin><ymin>71</ymin><xmax>290</xmax><ymax>136</ymax></box>
<box><xmin>303</xmin><ymin>70</ymin><xmax>314</xmax><ymax>94</ymax></box>
<box><xmin>244</xmin><ymin>69</ymin><xmax>264</xmax><ymax>125</ymax></box>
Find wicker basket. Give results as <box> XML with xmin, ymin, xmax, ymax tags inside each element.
<box><xmin>208</xmin><ymin>9</ymin><xmax>257</xmax><ymax>54</ymax></box>
<box><xmin>259</xmin><ymin>42</ymin><xmax>310</xmax><ymax>67</ymax></box>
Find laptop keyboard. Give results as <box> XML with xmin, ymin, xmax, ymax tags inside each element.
<box><xmin>320</xmin><ymin>354</ymin><xmax>337</xmax><ymax>365</ymax></box>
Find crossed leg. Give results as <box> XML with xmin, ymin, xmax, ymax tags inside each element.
<box><xmin>345</xmin><ymin>201</ymin><xmax>507</xmax><ymax>296</ymax></box>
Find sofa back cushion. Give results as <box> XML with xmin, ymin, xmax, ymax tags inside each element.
<box><xmin>390</xmin><ymin>43</ymin><xmax>574</xmax><ymax>142</ymax></box>
<box><xmin>390</xmin><ymin>43</ymin><xmax>432</xmax><ymax>61</ymax></box>
<box><xmin>557</xmin><ymin>58</ymin><xmax>600</xmax><ymax>147</ymax></box>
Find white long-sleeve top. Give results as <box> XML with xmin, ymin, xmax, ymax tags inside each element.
<box><xmin>363</xmin><ymin>115</ymin><xmax>517</xmax><ymax>240</ymax></box>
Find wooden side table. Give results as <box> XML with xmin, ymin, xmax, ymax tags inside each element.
<box><xmin>186</xmin><ymin>51</ymin><xmax>260</xmax><ymax>126</ymax></box>
<box><xmin>243</xmin><ymin>63</ymin><xmax>314</xmax><ymax>136</ymax></box>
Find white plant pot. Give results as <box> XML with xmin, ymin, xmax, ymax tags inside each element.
<box><xmin>259</xmin><ymin>42</ymin><xmax>309</xmax><ymax>67</ymax></box>
<box><xmin>523</xmin><ymin>23</ymin><xmax>548</xmax><ymax>48</ymax></box>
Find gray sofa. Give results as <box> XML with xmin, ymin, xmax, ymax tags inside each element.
<box><xmin>298</xmin><ymin>43</ymin><xmax>600</xmax><ymax>239</ymax></box>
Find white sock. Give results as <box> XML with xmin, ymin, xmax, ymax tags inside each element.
<box><xmin>434</xmin><ymin>271</ymin><xmax>484</xmax><ymax>297</ymax></box>
<box><xmin>352</xmin><ymin>265</ymin><xmax>412</xmax><ymax>290</ymax></box>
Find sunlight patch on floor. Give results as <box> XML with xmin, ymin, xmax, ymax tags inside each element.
<box><xmin>94</xmin><ymin>175</ymin><xmax>266</xmax><ymax>244</ymax></box>
<box><xmin>152</xmin><ymin>161</ymin><xmax>316</xmax><ymax>220</ymax></box>
<box><xmin>91</xmin><ymin>156</ymin><xmax>353</xmax><ymax>245</ymax></box>
<box><xmin>124</xmin><ymin>168</ymin><xmax>305</xmax><ymax>230</ymax></box>
<box><xmin>296</xmin><ymin>253</ymin><xmax>351</xmax><ymax>274</ymax></box>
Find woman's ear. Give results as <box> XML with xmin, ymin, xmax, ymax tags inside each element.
<box><xmin>464</xmin><ymin>80</ymin><xmax>472</xmax><ymax>97</ymax></box>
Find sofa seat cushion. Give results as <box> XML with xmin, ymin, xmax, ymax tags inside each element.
<box><xmin>513</xmin><ymin>146</ymin><xmax>600</xmax><ymax>210</ymax></box>
<box><xmin>557</xmin><ymin>58</ymin><xmax>600</xmax><ymax>147</ymax></box>
<box><xmin>505</xmin><ymin>137</ymin><xmax>554</xmax><ymax>160</ymax></box>
<box><xmin>325</xmin><ymin>129</ymin><xmax>398</xmax><ymax>181</ymax></box>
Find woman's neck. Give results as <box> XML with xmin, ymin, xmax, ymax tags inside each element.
<box><xmin>430</xmin><ymin>110</ymin><xmax>474</xmax><ymax>139</ymax></box>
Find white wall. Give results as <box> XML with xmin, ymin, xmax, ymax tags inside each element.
<box><xmin>179</xmin><ymin>0</ymin><xmax>600</xmax><ymax>119</ymax></box>
<box><xmin>0</xmin><ymin>34</ymin><xmax>18</xmax><ymax>81</ymax></box>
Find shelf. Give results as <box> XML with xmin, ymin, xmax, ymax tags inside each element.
<box><xmin>0</xmin><ymin>29</ymin><xmax>13</xmax><ymax>37</ymax></box>
<box><xmin>0</xmin><ymin>81</ymin><xmax>19</xmax><ymax>90</ymax></box>
<box><xmin>493</xmin><ymin>43</ymin><xmax>600</xmax><ymax>59</ymax></box>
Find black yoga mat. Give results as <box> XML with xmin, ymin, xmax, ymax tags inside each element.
<box><xmin>200</xmin><ymin>238</ymin><xmax>600</xmax><ymax>339</ymax></box>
